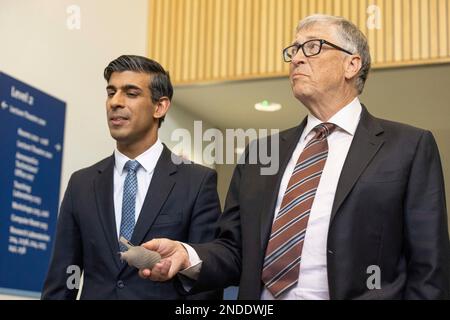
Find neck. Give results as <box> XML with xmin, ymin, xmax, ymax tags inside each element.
<box><xmin>301</xmin><ymin>88</ymin><xmax>357</xmax><ymax>121</ymax></box>
<box><xmin>117</xmin><ymin>134</ymin><xmax>158</xmax><ymax>159</ymax></box>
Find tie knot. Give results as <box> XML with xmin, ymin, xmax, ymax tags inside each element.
<box><xmin>313</xmin><ymin>122</ymin><xmax>336</xmax><ymax>139</ymax></box>
<box><xmin>124</xmin><ymin>160</ymin><xmax>140</xmax><ymax>173</ymax></box>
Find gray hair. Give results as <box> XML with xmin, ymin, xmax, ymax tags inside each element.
<box><xmin>296</xmin><ymin>14</ymin><xmax>371</xmax><ymax>94</ymax></box>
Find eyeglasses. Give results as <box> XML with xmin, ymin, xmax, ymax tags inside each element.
<box><xmin>282</xmin><ymin>39</ymin><xmax>354</xmax><ymax>62</ymax></box>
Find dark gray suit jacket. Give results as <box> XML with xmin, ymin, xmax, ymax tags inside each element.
<box><xmin>42</xmin><ymin>145</ymin><xmax>222</xmax><ymax>299</ymax></box>
<box><xmin>189</xmin><ymin>105</ymin><xmax>450</xmax><ymax>299</ymax></box>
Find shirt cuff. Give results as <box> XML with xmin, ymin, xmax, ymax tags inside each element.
<box><xmin>177</xmin><ymin>243</ymin><xmax>202</xmax><ymax>293</ymax></box>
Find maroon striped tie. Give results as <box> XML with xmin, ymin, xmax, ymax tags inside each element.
<box><xmin>262</xmin><ymin>122</ymin><xmax>336</xmax><ymax>298</ymax></box>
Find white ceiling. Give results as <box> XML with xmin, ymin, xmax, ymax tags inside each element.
<box><xmin>172</xmin><ymin>63</ymin><xmax>450</xmax><ymax>132</ymax></box>
<box><xmin>172</xmin><ymin>76</ymin><xmax>307</xmax><ymax>131</ymax></box>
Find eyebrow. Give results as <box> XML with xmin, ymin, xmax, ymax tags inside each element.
<box><xmin>293</xmin><ymin>35</ymin><xmax>320</xmax><ymax>45</ymax></box>
<box><xmin>106</xmin><ymin>84</ymin><xmax>143</xmax><ymax>91</ymax></box>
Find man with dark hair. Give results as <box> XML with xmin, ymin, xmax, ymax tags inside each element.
<box><xmin>42</xmin><ymin>55</ymin><xmax>222</xmax><ymax>300</ymax></box>
<box><xmin>103</xmin><ymin>55</ymin><xmax>173</xmax><ymax>128</ymax></box>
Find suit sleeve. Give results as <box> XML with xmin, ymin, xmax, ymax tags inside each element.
<box><xmin>183</xmin><ymin>169</ymin><xmax>223</xmax><ymax>299</ymax></box>
<box><xmin>187</xmin><ymin>169</ymin><xmax>221</xmax><ymax>244</ymax></box>
<box><xmin>41</xmin><ymin>175</ymin><xmax>83</xmax><ymax>300</ymax></box>
<box><xmin>188</xmin><ymin>163</ymin><xmax>243</xmax><ymax>293</ymax></box>
<box><xmin>403</xmin><ymin>130</ymin><xmax>450</xmax><ymax>299</ymax></box>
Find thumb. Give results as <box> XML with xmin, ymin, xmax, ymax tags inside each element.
<box><xmin>141</xmin><ymin>238</ymin><xmax>161</xmax><ymax>251</ymax></box>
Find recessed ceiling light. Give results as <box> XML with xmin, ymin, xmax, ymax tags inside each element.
<box><xmin>254</xmin><ymin>100</ymin><xmax>282</xmax><ymax>112</ymax></box>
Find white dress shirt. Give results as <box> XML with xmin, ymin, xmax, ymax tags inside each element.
<box><xmin>182</xmin><ymin>98</ymin><xmax>362</xmax><ymax>300</ymax></box>
<box><xmin>261</xmin><ymin>97</ymin><xmax>362</xmax><ymax>300</ymax></box>
<box><xmin>113</xmin><ymin>139</ymin><xmax>163</xmax><ymax>239</ymax></box>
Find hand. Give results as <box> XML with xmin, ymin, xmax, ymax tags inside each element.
<box><xmin>138</xmin><ymin>238</ymin><xmax>190</xmax><ymax>282</ymax></box>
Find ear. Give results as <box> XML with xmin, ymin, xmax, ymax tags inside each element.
<box><xmin>344</xmin><ymin>54</ymin><xmax>362</xmax><ymax>81</ymax></box>
<box><xmin>153</xmin><ymin>97</ymin><xmax>171</xmax><ymax>120</ymax></box>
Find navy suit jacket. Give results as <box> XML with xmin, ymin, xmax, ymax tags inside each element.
<box><xmin>189</xmin><ymin>105</ymin><xmax>450</xmax><ymax>299</ymax></box>
<box><xmin>42</xmin><ymin>145</ymin><xmax>222</xmax><ymax>299</ymax></box>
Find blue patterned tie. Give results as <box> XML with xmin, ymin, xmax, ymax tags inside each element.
<box><xmin>119</xmin><ymin>160</ymin><xmax>140</xmax><ymax>251</ymax></box>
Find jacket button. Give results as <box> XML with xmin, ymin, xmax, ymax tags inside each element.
<box><xmin>117</xmin><ymin>280</ymin><xmax>124</xmax><ymax>289</ymax></box>
<box><xmin>327</xmin><ymin>249</ymin><xmax>334</xmax><ymax>255</ymax></box>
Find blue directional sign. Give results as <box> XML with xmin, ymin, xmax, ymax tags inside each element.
<box><xmin>0</xmin><ymin>72</ymin><xmax>66</xmax><ymax>297</ymax></box>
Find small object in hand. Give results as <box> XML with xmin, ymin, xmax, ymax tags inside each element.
<box><xmin>119</xmin><ymin>237</ymin><xmax>161</xmax><ymax>269</ymax></box>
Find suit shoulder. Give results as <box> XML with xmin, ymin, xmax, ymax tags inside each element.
<box><xmin>370</xmin><ymin>116</ymin><xmax>438</xmax><ymax>156</ymax></box>
<box><xmin>171</xmin><ymin>152</ymin><xmax>216</xmax><ymax>177</ymax></box>
<box><xmin>248</xmin><ymin>126</ymin><xmax>298</xmax><ymax>147</ymax></box>
<box><xmin>377</xmin><ymin>117</ymin><xmax>427</xmax><ymax>134</ymax></box>
<box><xmin>69</xmin><ymin>155</ymin><xmax>113</xmax><ymax>181</ymax></box>
<box><xmin>376</xmin><ymin>117</ymin><xmax>430</xmax><ymax>141</ymax></box>
<box><xmin>279</xmin><ymin>126</ymin><xmax>302</xmax><ymax>138</ymax></box>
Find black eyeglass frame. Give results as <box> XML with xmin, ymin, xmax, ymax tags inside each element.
<box><xmin>282</xmin><ymin>39</ymin><xmax>354</xmax><ymax>62</ymax></box>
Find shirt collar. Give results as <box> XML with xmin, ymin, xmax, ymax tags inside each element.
<box><xmin>301</xmin><ymin>97</ymin><xmax>362</xmax><ymax>141</ymax></box>
<box><xmin>114</xmin><ymin>139</ymin><xmax>164</xmax><ymax>175</ymax></box>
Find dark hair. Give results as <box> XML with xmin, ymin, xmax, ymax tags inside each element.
<box><xmin>104</xmin><ymin>55</ymin><xmax>173</xmax><ymax>127</ymax></box>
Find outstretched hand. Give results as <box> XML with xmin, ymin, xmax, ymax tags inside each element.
<box><xmin>138</xmin><ymin>238</ymin><xmax>190</xmax><ymax>281</ymax></box>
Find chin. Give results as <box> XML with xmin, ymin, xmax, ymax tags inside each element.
<box><xmin>109</xmin><ymin>130</ymin><xmax>128</xmax><ymax>142</ymax></box>
<box><xmin>293</xmin><ymin>87</ymin><xmax>309</xmax><ymax>99</ymax></box>
<box><xmin>293</xmin><ymin>91</ymin><xmax>313</xmax><ymax>105</ymax></box>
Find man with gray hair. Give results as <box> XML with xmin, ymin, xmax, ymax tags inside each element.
<box><xmin>139</xmin><ymin>15</ymin><xmax>450</xmax><ymax>299</ymax></box>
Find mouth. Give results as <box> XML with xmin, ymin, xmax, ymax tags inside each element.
<box><xmin>109</xmin><ymin>115</ymin><xmax>130</xmax><ymax>126</ymax></box>
<box><xmin>291</xmin><ymin>73</ymin><xmax>308</xmax><ymax>79</ymax></box>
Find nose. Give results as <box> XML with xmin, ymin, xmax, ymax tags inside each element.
<box><xmin>291</xmin><ymin>48</ymin><xmax>307</xmax><ymax>65</ymax></box>
<box><xmin>108</xmin><ymin>91</ymin><xmax>125</xmax><ymax>110</ymax></box>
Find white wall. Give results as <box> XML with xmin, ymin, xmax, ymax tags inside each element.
<box><xmin>0</xmin><ymin>0</ymin><xmax>216</xmax><ymax>299</ymax></box>
<box><xmin>0</xmin><ymin>0</ymin><xmax>149</xmax><ymax>201</ymax></box>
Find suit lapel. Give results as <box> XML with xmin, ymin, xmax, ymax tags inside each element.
<box><xmin>260</xmin><ymin>119</ymin><xmax>307</xmax><ymax>251</ymax></box>
<box><xmin>330</xmin><ymin>105</ymin><xmax>385</xmax><ymax>223</ymax></box>
<box><xmin>93</xmin><ymin>155</ymin><xmax>122</xmax><ymax>269</ymax></box>
<box><xmin>129</xmin><ymin>145</ymin><xmax>176</xmax><ymax>247</ymax></box>
<box><xmin>117</xmin><ymin>146</ymin><xmax>176</xmax><ymax>274</ymax></box>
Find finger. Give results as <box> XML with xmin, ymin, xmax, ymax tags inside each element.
<box><xmin>141</xmin><ymin>239</ymin><xmax>160</xmax><ymax>251</ymax></box>
<box><xmin>159</xmin><ymin>259</ymin><xmax>172</xmax><ymax>277</ymax></box>
<box><xmin>149</xmin><ymin>260</ymin><xmax>172</xmax><ymax>281</ymax></box>
<box><xmin>147</xmin><ymin>263</ymin><xmax>162</xmax><ymax>281</ymax></box>
<box><xmin>139</xmin><ymin>268</ymin><xmax>151</xmax><ymax>279</ymax></box>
